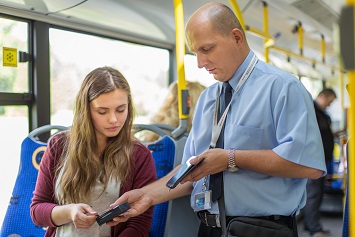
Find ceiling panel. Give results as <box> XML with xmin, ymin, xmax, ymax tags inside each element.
<box><xmin>0</xmin><ymin>0</ymin><xmax>346</xmax><ymax>79</ymax></box>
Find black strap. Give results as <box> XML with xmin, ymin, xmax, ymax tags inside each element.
<box><xmin>218</xmin><ymin>184</ymin><xmax>227</xmax><ymax>236</ymax></box>
<box><xmin>210</xmin><ymin>82</ymin><xmax>233</xmax><ymax>202</ymax></box>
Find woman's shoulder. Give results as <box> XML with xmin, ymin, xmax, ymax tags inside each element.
<box><xmin>132</xmin><ymin>140</ymin><xmax>151</xmax><ymax>155</ymax></box>
<box><xmin>130</xmin><ymin>140</ymin><xmax>156</xmax><ymax>172</ymax></box>
<box><xmin>48</xmin><ymin>130</ymin><xmax>68</xmax><ymax>147</ymax></box>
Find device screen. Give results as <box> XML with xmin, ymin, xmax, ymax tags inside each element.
<box><xmin>166</xmin><ymin>156</ymin><xmax>203</xmax><ymax>189</ymax></box>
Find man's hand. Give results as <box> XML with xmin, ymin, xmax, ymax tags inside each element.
<box><xmin>182</xmin><ymin>148</ymin><xmax>229</xmax><ymax>182</ymax></box>
<box><xmin>106</xmin><ymin>188</ymin><xmax>153</xmax><ymax>225</ymax></box>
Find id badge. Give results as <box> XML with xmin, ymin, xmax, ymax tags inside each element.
<box><xmin>193</xmin><ymin>190</ymin><xmax>212</xmax><ymax>212</ymax></box>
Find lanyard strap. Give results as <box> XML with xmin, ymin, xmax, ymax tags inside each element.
<box><xmin>210</xmin><ymin>54</ymin><xmax>258</xmax><ymax>149</ymax></box>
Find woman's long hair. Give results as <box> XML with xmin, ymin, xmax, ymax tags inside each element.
<box><xmin>56</xmin><ymin>67</ymin><xmax>134</xmax><ymax>204</ymax></box>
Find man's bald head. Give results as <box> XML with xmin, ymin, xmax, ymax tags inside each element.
<box><xmin>186</xmin><ymin>2</ymin><xmax>245</xmax><ymax>37</ymax></box>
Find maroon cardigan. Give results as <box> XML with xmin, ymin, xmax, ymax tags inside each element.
<box><xmin>30</xmin><ymin>132</ymin><xmax>157</xmax><ymax>237</ymax></box>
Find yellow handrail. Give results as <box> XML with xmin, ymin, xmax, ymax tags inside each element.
<box><xmin>263</xmin><ymin>1</ymin><xmax>270</xmax><ymax>63</ymax></box>
<box><xmin>341</xmin><ymin>0</ymin><xmax>355</xmax><ymax>235</ymax></box>
<box><xmin>271</xmin><ymin>45</ymin><xmax>339</xmax><ymax>71</ymax></box>
<box><xmin>246</xmin><ymin>26</ymin><xmax>275</xmax><ymax>44</ymax></box>
<box><xmin>171</xmin><ymin>0</ymin><xmax>190</xmax><ymax>139</ymax></box>
<box><xmin>350</xmin><ymin>71</ymin><xmax>355</xmax><ymax>237</ymax></box>
<box><xmin>229</xmin><ymin>0</ymin><xmax>341</xmax><ymax>72</ymax></box>
<box><xmin>321</xmin><ymin>34</ymin><xmax>325</xmax><ymax>63</ymax></box>
<box><xmin>298</xmin><ymin>22</ymin><xmax>303</xmax><ymax>56</ymax></box>
<box><xmin>173</xmin><ymin>0</ymin><xmax>187</xmax><ymax>120</ymax></box>
<box><xmin>228</xmin><ymin>0</ymin><xmax>246</xmax><ymax>32</ymax></box>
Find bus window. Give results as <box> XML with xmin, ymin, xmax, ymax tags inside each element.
<box><xmin>49</xmin><ymin>28</ymin><xmax>170</xmax><ymax>126</ymax></box>
<box><xmin>184</xmin><ymin>54</ymin><xmax>215</xmax><ymax>88</ymax></box>
<box><xmin>0</xmin><ymin>105</ymin><xmax>28</xmax><ymax>224</ymax></box>
<box><xmin>0</xmin><ymin>18</ymin><xmax>29</xmax><ymax>93</ymax></box>
<box><xmin>0</xmin><ymin>17</ymin><xmax>29</xmax><ymax>225</ymax></box>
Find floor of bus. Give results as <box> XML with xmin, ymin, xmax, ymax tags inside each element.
<box><xmin>295</xmin><ymin>185</ymin><xmax>345</xmax><ymax>237</ymax></box>
<box><xmin>297</xmin><ymin>212</ymin><xmax>343</xmax><ymax>237</ymax></box>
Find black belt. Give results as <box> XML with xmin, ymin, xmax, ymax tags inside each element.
<box><xmin>197</xmin><ymin>211</ymin><xmax>221</xmax><ymax>228</ymax></box>
<box><xmin>197</xmin><ymin>211</ymin><xmax>292</xmax><ymax>229</ymax></box>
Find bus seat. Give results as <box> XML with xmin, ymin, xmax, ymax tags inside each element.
<box><xmin>134</xmin><ymin>123</ymin><xmax>199</xmax><ymax>237</ymax></box>
<box><xmin>147</xmin><ymin>135</ymin><xmax>175</xmax><ymax>237</ymax></box>
<box><xmin>0</xmin><ymin>125</ymin><xmax>68</xmax><ymax>237</ymax></box>
<box><xmin>164</xmin><ymin>135</ymin><xmax>200</xmax><ymax>237</ymax></box>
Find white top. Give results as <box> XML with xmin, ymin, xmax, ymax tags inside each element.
<box><xmin>55</xmin><ymin>179</ymin><xmax>121</xmax><ymax>237</ymax></box>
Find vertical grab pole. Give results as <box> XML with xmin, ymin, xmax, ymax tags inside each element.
<box><xmin>172</xmin><ymin>0</ymin><xmax>189</xmax><ymax>139</ymax></box>
<box><xmin>228</xmin><ymin>0</ymin><xmax>246</xmax><ymax>32</ymax></box>
<box><xmin>321</xmin><ymin>34</ymin><xmax>326</xmax><ymax>64</ymax></box>
<box><xmin>263</xmin><ymin>1</ymin><xmax>269</xmax><ymax>63</ymax></box>
<box><xmin>340</xmin><ymin>0</ymin><xmax>355</xmax><ymax>236</ymax></box>
<box><xmin>339</xmin><ymin>68</ymin><xmax>345</xmax><ymax>121</ymax></box>
<box><xmin>298</xmin><ymin>22</ymin><xmax>303</xmax><ymax>56</ymax></box>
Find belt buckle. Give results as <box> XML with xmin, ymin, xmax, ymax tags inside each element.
<box><xmin>215</xmin><ymin>214</ymin><xmax>221</xmax><ymax>228</ymax></box>
<box><xmin>203</xmin><ymin>213</ymin><xmax>209</xmax><ymax>227</ymax></box>
<box><xmin>199</xmin><ymin>212</ymin><xmax>221</xmax><ymax>228</ymax></box>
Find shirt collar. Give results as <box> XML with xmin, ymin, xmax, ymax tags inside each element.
<box><xmin>220</xmin><ymin>50</ymin><xmax>255</xmax><ymax>93</ymax></box>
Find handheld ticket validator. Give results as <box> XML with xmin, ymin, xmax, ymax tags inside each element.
<box><xmin>166</xmin><ymin>156</ymin><xmax>204</xmax><ymax>189</ymax></box>
<box><xmin>96</xmin><ymin>202</ymin><xmax>130</xmax><ymax>226</ymax></box>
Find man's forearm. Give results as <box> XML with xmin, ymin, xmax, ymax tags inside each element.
<box><xmin>141</xmin><ymin>165</ymin><xmax>193</xmax><ymax>205</ymax></box>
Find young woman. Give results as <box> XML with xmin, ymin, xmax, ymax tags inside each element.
<box><xmin>30</xmin><ymin>67</ymin><xmax>157</xmax><ymax>236</ymax></box>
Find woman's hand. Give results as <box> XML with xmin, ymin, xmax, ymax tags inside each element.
<box><xmin>69</xmin><ymin>203</ymin><xmax>98</xmax><ymax>229</ymax></box>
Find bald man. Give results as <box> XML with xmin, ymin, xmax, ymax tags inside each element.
<box><xmin>109</xmin><ymin>3</ymin><xmax>326</xmax><ymax>237</ymax></box>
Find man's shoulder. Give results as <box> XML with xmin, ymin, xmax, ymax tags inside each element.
<box><xmin>255</xmin><ymin>60</ymin><xmax>298</xmax><ymax>82</ymax></box>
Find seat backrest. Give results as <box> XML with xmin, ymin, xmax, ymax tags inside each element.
<box><xmin>0</xmin><ymin>125</ymin><xmax>67</xmax><ymax>237</ymax></box>
<box><xmin>164</xmin><ymin>135</ymin><xmax>200</xmax><ymax>237</ymax></box>
<box><xmin>134</xmin><ymin>123</ymin><xmax>199</xmax><ymax>237</ymax></box>
<box><xmin>147</xmin><ymin>135</ymin><xmax>175</xmax><ymax>237</ymax></box>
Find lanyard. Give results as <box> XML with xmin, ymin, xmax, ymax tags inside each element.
<box><xmin>209</xmin><ymin>54</ymin><xmax>258</xmax><ymax>149</ymax></box>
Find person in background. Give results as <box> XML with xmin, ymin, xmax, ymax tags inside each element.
<box><xmin>107</xmin><ymin>3</ymin><xmax>326</xmax><ymax>237</ymax></box>
<box><xmin>141</xmin><ymin>80</ymin><xmax>206</xmax><ymax>142</ymax></box>
<box><xmin>304</xmin><ymin>88</ymin><xmax>337</xmax><ymax>237</ymax></box>
<box><xmin>30</xmin><ymin>67</ymin><xmax>157</xmax><ymax>237</ymax></box>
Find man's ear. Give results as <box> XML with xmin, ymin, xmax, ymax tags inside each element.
<box><xmin>231</xmin><ymin>28</ymin><xmax>244</xmax><ymax>45</ymax></box>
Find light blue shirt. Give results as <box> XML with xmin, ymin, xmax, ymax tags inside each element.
<box><xmin>183</xmin><ymin>51</ymin><xmax>326</xmax><ymax>216</ymax></box>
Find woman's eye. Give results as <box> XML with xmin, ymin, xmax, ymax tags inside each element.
<box><xmin>98</xmin><ymin>111</ymin><xmax>106</xmax><ymax>115</ymax></box>
<box><xmin>202</xmin><ymin>47</ymin><xmax>212</xmax><ymax>53</ymax></box>
<box><xmin>117</xmin><ymin>105</ymin><xmax>126</xmax><ymax>113</ymax></box>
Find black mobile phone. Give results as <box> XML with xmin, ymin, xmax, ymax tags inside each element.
<box><xmin>96</xmin><ymin>202</ymin><xmax>130</xmax><ymax>226</ymax></box>
<box><xmin>166</xmin><ymin>157</ymin><xmax>204</xmax><ymax>189</ymax></box>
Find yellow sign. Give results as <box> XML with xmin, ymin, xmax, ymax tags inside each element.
<box><xmin>3</xmin><ymin>47</ymin><xmax>17</xmax><ymax>67</ymax></box>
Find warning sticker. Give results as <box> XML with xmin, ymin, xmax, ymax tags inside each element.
<box><xmin>3</xmin><ymin>47</ymin><xmax>17</xmax><ymax>67</ymax></box>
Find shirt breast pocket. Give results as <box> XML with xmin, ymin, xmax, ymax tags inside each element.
<box><xmin>226</xmin><ymin>124</ymin><xmax>263</xmax><ymax>150</ymax></box>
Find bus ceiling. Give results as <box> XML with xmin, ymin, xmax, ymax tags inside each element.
<box><xmin>0</xmin><ymin>0</ymin><xmax>344</xmax><ymax>79</ymax></box>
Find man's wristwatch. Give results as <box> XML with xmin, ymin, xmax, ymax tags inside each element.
<box><xmin>227</xmin><ymin>148</ymin><xmax>238</xmax><ymax>172</ymax></box>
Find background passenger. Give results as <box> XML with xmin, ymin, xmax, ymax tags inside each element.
<box><xmin>141</xmin><ymin>80</ymin><xmax>206</xmax><ymax>142</ymax></box>
<box><xmin>303</xmin><ymin>88</ymin><xmax>337</xmax><ymax>237</ymax></box>
<box><xmin>30</xmin><ymin>67</ymin><xmax>157</xmax><ymax>236</ymax></box>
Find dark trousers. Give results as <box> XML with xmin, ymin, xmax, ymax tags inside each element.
<box><xmin>198</xmin><ymin>222</ymin><xmax>222</xmax><ymax>237</ymax></box>
<box><xmin>303</xmin><ymin>177</ymin><xmax>325</xmax><ymax>234</ymax></box>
